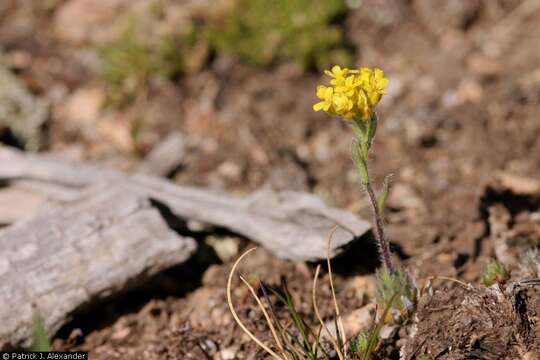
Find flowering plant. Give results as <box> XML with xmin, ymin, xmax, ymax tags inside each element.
<box><xmin>314</xmin><ymin>65</ymin><xmax>394</xmax><ymax>272</ymax></box>
<box><xmin>226</xmin><ymin>65</ymin><xmax>417</xmax><ymax>360</ymax></box>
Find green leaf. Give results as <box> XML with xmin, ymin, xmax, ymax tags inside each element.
<box><xmin>348</xmin><ymin>331</ymin><xmax>369</xmax><ymax>356</ymax></box>
<box><xmin>361</xmin><ymin>292</ymin><xmax>398</xmax><ymax>360</ymax></box>
<box><xmin>377</xmin><ymin>174</ymin><xmax>393</xmax><ymax>216</ymax></box>
<box><xmin>352</xmin><ymin>116</ymin><xmax>375</xmax><ymax>159</ymax></box>
<box><xmin>366</xmin><ymin>112</ymin><xmax>378</xmax><ymax>149</ymax></box>
<box><xmin>31</xmin><ymin>313</ymin><xmax>51</xmax><ymax>352</ymax></box>
<box><xmin>351</xmin><ymin>118</ymin><xmax>368</xmax><ymax>142</ymax></box>
<box><xmin>376</xmin><ymin>267</ymin><xmax>417</xmax><ymax>313</ymax></box>
<box><xmin>351</xmin><ymin>139</ymin><xmax>369</xmax><ymax>185</ymax></box>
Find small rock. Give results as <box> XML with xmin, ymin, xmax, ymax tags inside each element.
<box><xmin>218</xmin><ymin>346</ymin><xmax>238</xmax><ymax>360</ymax></box>
<box><xmin>457</xmin><ymin>78</ymin><xmax>483</xmax><ymax>103</ymax></box>
<box><xmin>110</xmin><ymin>326</ymin><xmax>131</xmax><ymax>341</ymax></box>
<box><xmin>324</xmin><ymin>303</ymin><xmax>375</xmax><ymax>339</ymax></box>
<box><xmin>200</xmin><ymin>339</ymin><xmax>217</xmax><ymax>355</ymax></box>
<box><xmin>97</xmin><ymin>113</ymin><xmax>135</xmax><ymax>153</ymax></box>
<box><xmin>56</xmin><ymin>85</ymin><xmax>104</xmax><ymax>131</ymax></box>
<box><xmin>379</xmin><ymin>324</ymin><xmax>397</xmax><ymax>340</ymax></box>
<box><xmin>495</xmin><ymin>172</ymin><xmax>540</xmax><ymax>195</ymax></box>
<box><xmin>346</xmin><ymin>275</ymin><xmax>377</xmax><ymax>302</ymax></box>
<box><xmin>205</xmin><ymin>236</ymin><xmax>240</xmax><ymax>262</ymax></box>
<box><xmin>217</xmin><ymin>161</ymin><xmax>242</xmax><ymax>180</ymax></box>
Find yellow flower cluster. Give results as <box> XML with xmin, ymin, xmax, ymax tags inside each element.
<box><xmin>313</xmin><ymin>65</ymin><xmax>389</xmax><ymax>120</ymax></box>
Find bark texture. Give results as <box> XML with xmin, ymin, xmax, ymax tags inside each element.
<box><xmin>136</xmin><ymin>132</ymin><xmax>186</xmax><ymax>177</ymax></box>
<box><xmin>0</xmin><ymin>184</ymin><xmax>197</xmax><ymax>349</ymax></box>
<box><xmin>0</xmin><ymin>146</ymin><xmax>370</xmax><ymax>260</ymax></box>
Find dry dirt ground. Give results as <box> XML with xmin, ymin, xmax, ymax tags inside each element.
<box><xmin>2</xmin><ymin>0</ymin><xmax>540</xmax><ymax>359</ymax></box>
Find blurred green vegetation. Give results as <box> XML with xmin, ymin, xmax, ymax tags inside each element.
<box><xmin>376</xmin><ymin>267</ymin><xmax>417</xmax><ymax>314</ymax></box>
<box><xmin>98</xmin><ymin>19</ymin><xmax>187</xmax><ymax>107</ymax></box>
<box><xmin>208</xmin><ymin>0</ymin><xmax>352</xmax><ymax>70</ymax></box>
<box><xmin>98</xmin><ymin>0</ymin><xmax>353</xmax><ymax>107</ymax></box>
<box><xmin>349</xmin><ymin>331</ymin><xmax>370</xmax><ymax>357</ymax></box>
<box><xmin>481</xmin><ymin>259</ymin><xmax>509</xmax><ymax>286</ymax></box>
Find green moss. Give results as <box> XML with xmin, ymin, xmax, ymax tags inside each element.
<box><xmin>207</xmin><ymin>0</ymin><xmax>352</xmax><ymax>70</ymax></box>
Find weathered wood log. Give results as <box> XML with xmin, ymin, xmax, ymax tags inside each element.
<box><xmin>0</xmin><ymin>184</ymin><xmax>197</xmax><ymax>349</ymax></box>
<box><xmin>0</xmin><ymin>146</ymin><xmax>371</xmax><ymax>260</ymax></box>
<box><xmin>136</xmin><ymin>132</ymin><xmax>186</xmax><ymax>177</ymax></box>
<box><xmin>0</xmin><ymin>187</ymin><xmax>44</xmax><ymax>225</ymax></box>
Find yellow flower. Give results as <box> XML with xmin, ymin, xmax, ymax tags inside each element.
<box><xmin>356</xmin><ymin>89</ymin><xmax>370</xmax><ymax>119</ymax></box>
<box><xmin>313</xmin><ymin>65</ymin><xmax>389</xmax><ymax>120</ymax></box>
<box><xmin>360</xmin><ymin>67</ymin><xmax>389</xmax><ymax>106</ymax></box>
<box><xmin>313</xmin><ymin>85</ymin><xmax>334</xmax><ymax>112</ymax></box>
<box><xmin>324</xmin><ymin>65</ymin><xmax>358</xmax><ymax>85</ymax></box>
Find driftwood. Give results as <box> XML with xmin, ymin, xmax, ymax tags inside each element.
<box><xmin>0</xmin><ymin>146</ymin><xmax>370</xmax><ymax>260</ymax></box>
<box><xmin>0</xmin><ymin>187</ymin><xmax>44</xmax><ymax>225</ymax></box>
<box><xmin>136</xmin><ymin>132</ymin><xmax>186</xmax><ymax>177</ymax></box>
<box><xmin>0</xmin><ymin>184</ymin><xmax>197</xmax><ymax>349</ymax></box>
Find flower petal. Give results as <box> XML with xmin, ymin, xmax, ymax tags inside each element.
<box><xmin>313</xmin><ymin>101</ymin><xmax>326</xmax><ymax>111</ymax></box>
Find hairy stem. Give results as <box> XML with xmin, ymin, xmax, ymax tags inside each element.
<box><xmin>364</xmin><ymin>180</ymin><xmax>394</xmax><ymax>272</ymax></box>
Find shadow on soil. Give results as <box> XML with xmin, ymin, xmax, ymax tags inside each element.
<box><xmin>328</xmin><ymin>231</ymin><xmax>410</xmax><ymax>276</ymax></box>
<box><xmin>54</xmin><ymin>243</ymin><xmax>221</xmax><ymax>344</ymax></box>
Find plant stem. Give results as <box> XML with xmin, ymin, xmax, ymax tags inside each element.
<box><xmin>364</xmin><ymin>180</ymin><xmax>394</xmax><ymax>272</ymax></box>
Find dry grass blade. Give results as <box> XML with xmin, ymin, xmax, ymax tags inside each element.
<box><xmin>260</xmin><ymin>284</ymin><xmax>301</xmax><ymax>357</ymax></box>
<box><xmin>239</xmin><ymin>275</ymin><xmax>290</xmax><ymax>359</ymax></box>
<box><xmin>226</xmin><ymin>247</ymin><xmax>286</xmax><ymax>360</ymax></box>
<box><xmin>312</xmin><ymin>264</ymin><xmax>345</xmax><ymax>360</ymax></box>
<box><xmin>423</xmin><ymin>275</ymin><xmax>471</xmax><ymax>292</ymax></box>
<box><xmin>326</xmin><ymin>226</ymin><xmax>347</xmax><ymax>355</ymax></box>
<box><xmin>361</xmin><ymin>292</ymin><xmax>398</xmax><ymax>360</ymax></box>
<box><xmin>260</xmin><ymin>285</ymin><xmax>307</xmax><ymax>358</ymax></box>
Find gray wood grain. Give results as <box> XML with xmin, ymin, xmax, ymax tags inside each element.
<box><xmin>136</xmin><ymin>132</ymin><xmax>186</xmax><ymax>176</ymax></box>
<box><xmin>0</xmin><ymin>146</ymin><xmax>371</xmax><ymax>260</ymax></box>
<box><xmin>0</xmin><ymin>184</ymin><xmax>197</xmax><ymax>348</ymax></box>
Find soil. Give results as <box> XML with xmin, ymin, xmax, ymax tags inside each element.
<box><xmin>402</xmin><ymin>283</ymin><xmax>540</xmax><ymax>359</ymax></box>
<box><xmin>2</xmin><ymin>0</ymin><xmax>540</xmax><ymax>359</ymax></box>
